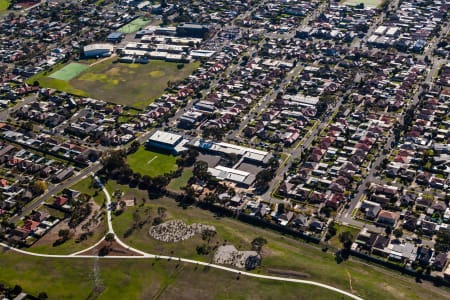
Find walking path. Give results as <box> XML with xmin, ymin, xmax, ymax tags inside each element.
<box><xmin>0</xmin><ymin>175</ymin><xmax>363</xmax><ymax>300</ymax></box>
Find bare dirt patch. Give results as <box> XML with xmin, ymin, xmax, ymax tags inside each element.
<box><xmin>266</xmin><ymin>268</ymin><xmax>311</xmax><ymax>279</ymax></box>
<box><xmin>213</xmin><ymin>244</ymin><xmax>261</xmax><ymax>270</ymax></box>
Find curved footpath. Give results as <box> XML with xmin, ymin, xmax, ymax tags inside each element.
<box><xmin>0</xmin><ymin>176</ymin><xmax>363</xmax><ymax>300</ymax></box>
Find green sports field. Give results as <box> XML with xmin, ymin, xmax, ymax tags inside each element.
<box><xmin>118</xmin><ymin>17</ymin><xmax>151</xmax><ymax>34</ymax></box>
<box><xmin>126</xmin><ymin>146</ymin><xmax>178</xmax><ymax>177</ymax></box>
<box><xmin>49</xmin><ymin>63</ymin><xmax>89</xmax><ymax>81</ymax></box>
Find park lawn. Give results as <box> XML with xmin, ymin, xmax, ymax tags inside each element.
<box><xmin>328</xmin><ymin>224</ymin><xmax>361</xmax><ymax>250</ymax></box>
<box><xmin>110</xmin><ymin>189</ymin><xmax>450</xmax><ymax>300</ymax></box>
<box><xmin>0</xmin><ymin>251</ymin><xmax>353</xmax><ymax>300</ymax></box>
<box><xmin>126</xmin><ymin>146</ymin><xmax>178</xmax><ymax>177</ymax></box>
<box><xmin>0</xmin><ymin>0</ymin><xmax>9</xmax><ymax>11</ymax></box>
<box><xmin>71</xmin><ymin>59</ymin><xmax>200</xmax><ymax>108</ymax></box>
<box><xmin>167</xmin><ymin>168</ymin><xmax>193</xmax><ymax>192</ymax></box>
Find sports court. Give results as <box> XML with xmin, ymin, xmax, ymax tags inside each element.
<box><xmin>49</xmin><ymin>63</ymin><xmax>89</xmax><ymax>81</ymax></box>
<box><xmin>118</xmin><ymin>17</ymin><xmax>151</xmax><ymax>34</ymax></box>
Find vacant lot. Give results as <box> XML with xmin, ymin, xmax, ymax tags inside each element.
<box><xmin>0</xmin><ymin>251</ymin><xmax>353</xmax><ymax>300</ymax></box>
<box><xmin>109</xmin><ymin>183</ymin><xmax>450</xmax><ymax>300</ymax></box>
<box><xmin>126</xmin><ymin>146</ymin><xmax>178</xmax><ymax>177</ymax></box>
<box><xmin>118</xmin><ymin>17</ymin><xmax>151</xmax><ymax>34</ymax></box>
<box><xmin>343</xmin><ymin>0</ymin><xmax>382</xmax><ymax>8</ymax></box>
<box><xmin>71</xmin><ymin>59</ymin><xmax>200</xmax><ymax>108</ymax></box>
<box><xmin>49</xmin><ymin>63</ymin><xmax>89</xmax><ymax>81</ymax></box>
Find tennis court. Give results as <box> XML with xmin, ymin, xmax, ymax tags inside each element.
<box><xmin>49</xmin><ymin>63</ymin><xmax>89</xmax><ymax>81</ymax></box>
<box><xmin>118</xmin><ymin>17</ymin><xmax>151</xmax><ymax>34</ymax></box>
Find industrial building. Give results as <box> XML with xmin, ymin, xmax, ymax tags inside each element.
<box><xmin>191</xmin><ymin>139</ymin><xmax>272</xmax><ymax>165</ymax></box>
<box><xmin>176</xmin><ymin>23</ymin><xmax>209</xmax><ymax>38</ymax></box>
<box><xmin>106</xmin><ymin>32</ymin><xmax>124</xmax><ymax>43</ymax></box>
<box><xmin>146</xmin><ymin>130</ymin><xmax>189</xmax><ymax>154</ymax></box>
<box><xmin>83</xmin><ymin>44</ymin><xmax>114</xmax><ymax>58</ymax></box>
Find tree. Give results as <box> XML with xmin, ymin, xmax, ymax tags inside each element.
<box><xmin>255</xmin><ymin>169</ymin><xmax>273</xmax><ymax>185</ymax></box>
<box><xmin>31</xmin><ymin>180</ymin><xmax>47</xmax><ymax>195</ymax></box>
<box><xmin>105</xmin><ymin>233</ymin><xmax>115</xmax><ymax>245</ymax></box>
<box><xmin>102</xmin><ymin>151</ymin><xmax>127</xmax><ymax>174</ymax></box>
<box><xmin>339</xmin><ymin>231</ymin><xmax>354</xmax><ymax>249</ymax></box>
<box><xmin>277</xmin><ymin>203</ymin><xmax>285</xmax><ymax>215</ymax></box>
<box><xmin>251</xmin><ymin>237</ymin><xmax>267</xmax><ymax>252</ymax></box>
<box><xmin>129</xmin><ymin>141</ymin><xmax>140</xmax><ymax>153</ymax></box>
<box><xmin>385</xmin><ymin>226</ymin><xmax>392</xmax><ymax>236</ymax></box>
<box><xmin>157</xmin><ymin>206</ymin><xmax>167</xmax><ymax>218</ymax></box>
<box><xmin>58</xmin><ymin>229</ymin><xmax>70</xmax><ymax>241</ymax></box>
<box><xmin>393</xmin><ymin>228</ymin><xmax>403</xmax><ymax>239</ymax></box>
<box><xmin>193</xmin><ymin>160</ymin><xmax>209</xmax><ymax>180</ymax></box>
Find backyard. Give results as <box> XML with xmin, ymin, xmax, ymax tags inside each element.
<box><xmin>126</xmin><ymin>146</ymin><xmax>178</xmax><ymax>177</ymax></box>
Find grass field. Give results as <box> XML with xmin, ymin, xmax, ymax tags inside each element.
<box><xmin>0</xmin><ymin>251</ymin><xmax>354</xmax><ymax>300</ymax></box>
<box><xmin>28</xmin><ymin>59</ymin><xmax>199</xmax><ymax>108</ymax></box>
<box><xmin>107</xmin><ymin>182</ymin><xmax>450</xmax><ymax>300</ymax></box>
<box><xmin>328</xmin><ymin>224</ymin><xmax>361</xmax><ymax>249</ymax></box>
<box><xmin>118</xmin><ymin>17</ymin><xmax>151</xmax><ymax>34</ymax></box>
<box><xmin>27</xmin><ymin>63</ymin><xmax>88</xmax><ymax>97</ymax></box>
<box><xmin>49</xmin><ymin>63</ymin><xmax>89</xmax><ymax>81</ymax></box>
<box><xmin>0</xmin><ymin>0</ymin><xmax>9</xmax><ymax>11</ymax></box>
<box><xmin>126</xmin><ymin>146</ymin><xmax>178</xmax><ymax>177</ymax></box>
<box><xmin>167</xmin><ymin>168</ymin><xmax>192</xmax><ymax>192</ymax></box>
<box><xmin>71</xmin><ymin>59</ymin><xmax>200</xmax><ymax>108</ymax></box>
<box><xmin>343</xmin><ymin>0</ymin><xmax>382</xmax><ymax>8</ymax></box>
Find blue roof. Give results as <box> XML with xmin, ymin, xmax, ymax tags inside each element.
<box><xmin>107</xmin><ymin>32</ymin><xmax>123</xmax><ymax>39</ymax></box>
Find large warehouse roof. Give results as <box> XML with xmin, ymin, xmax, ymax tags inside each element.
<box><xmin>83</xmin><ymin>43</ymin><xmax>114</xmax><ymax>52</ymax></box>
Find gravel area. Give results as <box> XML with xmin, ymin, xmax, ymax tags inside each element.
<box><xmin>213</xmin><ymin>245</ymin><xmax>261</xmax><ymax>270</ymax></box>
<box><xmin>149</xmin><ymin>219</ymin><xmax>216</xmax><ymax>242</ymax></box>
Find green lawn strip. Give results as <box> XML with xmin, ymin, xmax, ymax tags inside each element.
<box><xmin>167</xmin><ymin>168</ymin><xmax>193</xmax><ymax>192</ymax></box>
<box><xmin>126</xmin><ymin>146</ymin><xmax>178</xmax><ymax>177</ymax></box>
<box><xmin>110</xmin><ymin>191</ymin><xmax>449</xmax><ymax>300</ymax></box>
<box><xmin>0</xmin><ymin>252</ymin><xmax>353</xmax><ymax>300</ymax></box>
